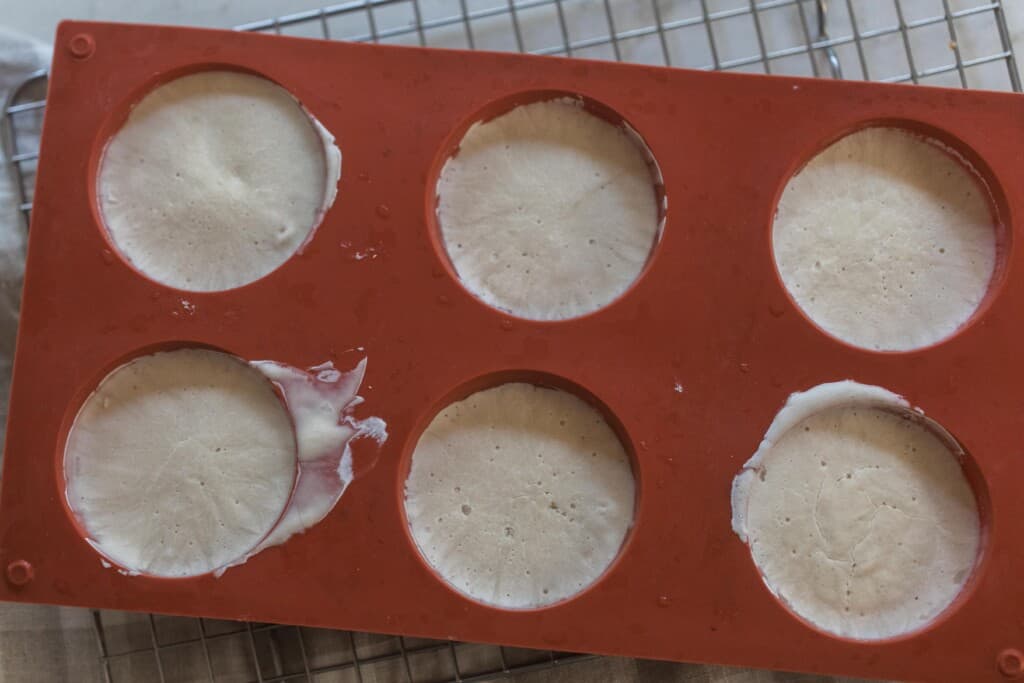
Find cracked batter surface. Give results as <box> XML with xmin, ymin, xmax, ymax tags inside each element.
<box><xmin>404</xmin><ymin>383</ymin><xmax>635</xmax><ymax>608</ymax></box>
<box><xmin>436</xmin><ymin>98</ymin><xmax>661</xmax><ymax>320</ymax></box>
<box><xmin>731</xmin><ymin>381</ymin><xmax>980</xmax><ymax>640</ymax></box>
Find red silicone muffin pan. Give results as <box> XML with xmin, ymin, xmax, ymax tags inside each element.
<box><xmin>2</xmin><ymin>20</ymin><xmax>1023</xmax><ymax>682</ymax></box>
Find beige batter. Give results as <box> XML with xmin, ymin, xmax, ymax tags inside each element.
<box><xmin>64</xmin><ymin>349</ymin><xmax>297</xmax><ymax>578</ymax></box>
<box><xmin>773</xmin><ymin>127</ymin><xmax>996</xmax><ymax>351</ymax></box>
<box><xmin>98</xmin><ymin>71</ymin><xmax>341</xmax><ymax>292</ymax></box>
<box><xmin>731</xmin><ymin>381</ymin><xmax>980</xmax><ymax>639</ymax></box>
<box><xmin>437</xmin><ymin>98</ymin><xmax>661</xmax><ymax>320</ymax></box>
<box><xmin>404</xmin><ymin>383</ymin><xmax>635</xmax><ymax>608</ymax></box>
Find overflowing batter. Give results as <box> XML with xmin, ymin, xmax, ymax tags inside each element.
<box><xmin>64</xmin><ymin>350</ymin><xmax>386</xmax><ymax>578</ymax></box>
<box><xmin>731</xmin><ymin>381</ymin><xmax>980</xmax><ymax>639</ymax></box>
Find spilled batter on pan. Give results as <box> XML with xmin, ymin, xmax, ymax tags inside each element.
<box><xmin>63</xmin><ymin>348</ymin><xmax>386</xmax><ymax>578</ymax></box>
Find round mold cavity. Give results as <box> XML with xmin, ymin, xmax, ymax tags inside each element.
<box><xmin>770</xmin><ymin>122</ymin><xmax>1009</xmax><ymax>353</ymax></box>
<box><xmin>60</xmin><ymin>345</ymin><xmax>299</xmax><ymax>578</ymax></box>
<box><xmin>428</xmin><ymin>91</ymin><xmax>666</xmax><ymax>322</ymax></box>
<box><xmin>730</xmin><ymin>381</ymin><xmax>989</xmax><ymax>642</ymax></box>
<box><xmin>399</xmin><ymin>370</ymin><xmax>639</xmax><ymax>610</ymax></box>
<box><xmin>91</xmin><ymin>66</ymin><xmax>341</xmax><ymax>293</ymax></box>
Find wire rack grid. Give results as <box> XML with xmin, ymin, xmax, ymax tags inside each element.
<box><xmin>88</xmin><ymin>610</ymin><xmax>595</xmax><ymax>683</ymax></box>
<box><xmin>0</xmin><ymin>1</ymin><xmax>1019</xmax><ymax>682</ymax></box>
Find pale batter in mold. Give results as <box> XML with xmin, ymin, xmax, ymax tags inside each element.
<box><xmin>65</xmin><ymin>349</ymin><xmax>385</xmax><ymax>578</ymax></box>
<box><xmin>65</xmin><ymin>349</ymin><xmax>297</xmax><ymax>578</ymax></box>
<box><xmin>404</xmin><ymin>383</ymin><xmax>635</xmax><ymax>609</ymax></box>
<box><xmin>773</xmin><ymin>127</ymin><xmax>996</xmax><ymax>351</ymax></box>
<box><xmin>731</xmin><ymin>381</ymin><xmax>980</xmax><ymax>640</ymax></box>
<box><xmin>98</xmin><ymin>71</ymin><xmax>341</xmax><ymax>292</ymax></box>
<box><xmin>436</xmin><ymin>98</ymin><xmax>661</xmax><ymax>320</ymax></box>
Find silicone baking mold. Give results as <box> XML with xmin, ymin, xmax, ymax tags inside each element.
<box><xmin>2</xmin><ymin>20</ymin><xmax>1023</xmax><ymax>682</ymax></box>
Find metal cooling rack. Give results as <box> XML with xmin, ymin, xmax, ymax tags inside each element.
<box><xmin>1</xmin><ymin>1</ymin><xmax>1019</xmax><ymax>682</ymax></box>
<box><xmin>90</xmin><ymin>611</ymin><xmax>593</xmax><ymax>682</ymax></box>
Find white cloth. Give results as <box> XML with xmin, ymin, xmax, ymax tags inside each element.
<box><xmin>0</xmin><ymin>27</ymin><xmax>48</xmax><ymax>454</ymax></box>
<box><xmin>0</xmin><ymin>29</ymin><xmax>106</xmax><ymax>683</ymax></box>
